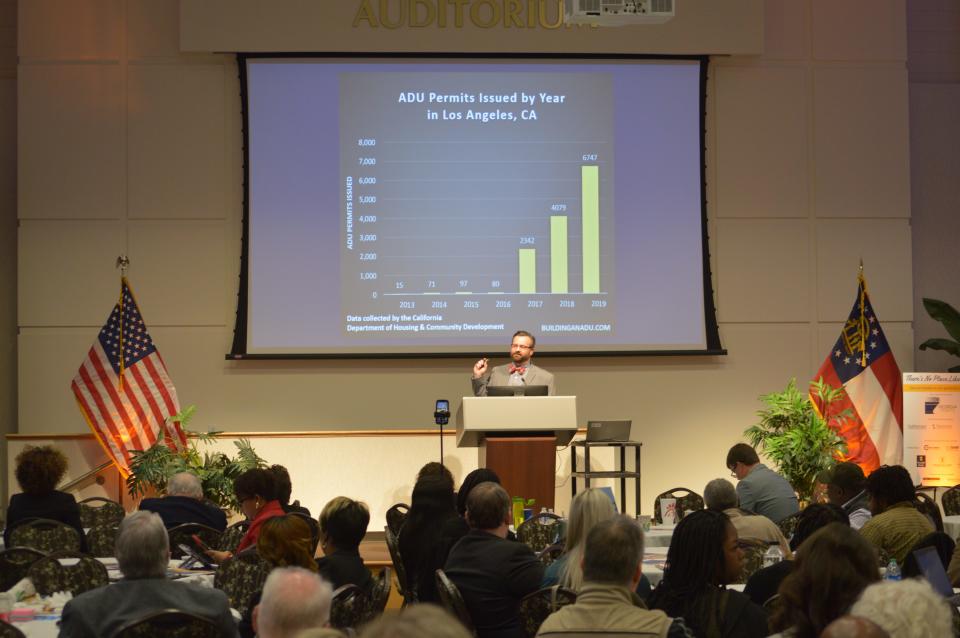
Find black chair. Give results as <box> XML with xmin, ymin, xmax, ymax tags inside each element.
<box><xmin>0</xmin><ymin>546</ymin><xmax>46</xmax><ymax>591</ymax></box>
<box><xmin>942</xmin><ymin>485</ymin><xmax>960</xmax><ymax>517</ymax></box>
<box><xmin>110</xmin><ymin>609</ymin><xmax>221</xmax><ymax>638</ymax></box>
<box><xmin>903</xmin><ymin>531</ymin><xmax>956</xmax><ymax>578</ymax></box>
<box><xmin>212</xmin><ymin>550</ymin><xmax>270</xmax><ymax>618</ymax></box>
<box><xmin>86</xmin><ymin>524</ymin><xmax>121</xmax><ymax>558</ymax></box>
<box><xmin>516</xmin><ymin>512</ymin><xmax>564</xmax><ymax>553</ymax></box>
<box><xmin>218</xmin><ymin>520</ymin><xmax>249</xmax><ymax>553</ymax></box>
<box><xmin>167</xmin><ymin>523</ymin><xmax>222</xmax><ymax>559</ymax></box>
<box><xmin>8</xmin><ymin>518</ymin><xmax>82</xmax><ymax>553</ymax></box>
<box><xmin>0</xmin><ymin>619</ymin><xmax>25</xmax><ymax>638</ymax></box>
<box><xmin>915</xmin><ymin>491</ymin><xmax>945</xmax><ymax>532</ymax></box>
<box><xmin>290</xmin><ymin>511</ymin><xmax>322</xmax><ymax>554</ymax></box>
<box><xmin>519</xmin><ymin>585</ymin><xmax>577</xmax><ymax>638</ymax></box>
<box><xmin>27</xmin><ymin>551</ymin><xmax>109</xmax><ymax>596</ymax></box>
<box><xmin>385</xmin><ymin>503</ymin><xmax>409</xmax><ymax>537</ymax></box>
<box><xmin>384</xmin><ymin>525</ymin><xmax>416</xmax><ymax>605</ymax></box>
<box><xmin>329</xmin><ymin>568</ymin><xmax>392</xmax><ymax>630</ymax></box>
<box><xmin>435</xmin><ymin>569</ymin><xmax>475</xmax><ymax>636</ymax></box>
<box><xmin>536</xmin><ymin>543</ymin><xmax>564</xmax><ymax>567</ymax></box>
<box><xmin>777</xmin><ymin>511</ymin><xmax>801</xmax><ymax>544</ymax></box>
<box><xmin>735</xmin><ymin>538</ymin><xmax>769</xmax><ymax>584</ymax></box>
<box><xmin>78</xmin><ymin>497</ymin><xmax>125</xmax><ymax>528</ymax></box>
<box><xmin>652</xmin><ymin>488</ymin><xmax>704</xmax><ymax>524</ymax></box>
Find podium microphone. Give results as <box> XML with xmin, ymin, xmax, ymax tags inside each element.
<box><xmin>434</xmin><ymin>399</ymin><xmax>450</xmax><ymax>464</ymax></box>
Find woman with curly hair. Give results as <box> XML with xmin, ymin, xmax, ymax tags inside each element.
<box><xmin>767</xmin><ymin>522</ymin><xmax>880</xmax><ymax>638</ymax></box>
<box><xmin>4</xmin><ymin>445</ymin><xmax>86</xmax><ymax>550</ymax></box>
<box><xmin>648</xmin><ymin>509</ymin><xmax>767</xmax><ymax>638</ymax></box>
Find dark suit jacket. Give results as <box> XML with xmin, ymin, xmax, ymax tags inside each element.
<box><xmin>59</xmin><ymin>577</ymin><xmax>239</xmax><ymax>638</ymax></box>
<box><xmin>316</xmin><ymin>548</ymin><xmax>373</xmax><ymax>590</ymax></box>
<box><xmin>139</xmin><ymin>495</ymin><xmax>228</xmax><ymax>531</ymax></box>
<box><xmin>4</xmin><ymin>490</ymin><xmax>87</xmax><ymax>552</ymax></box>
<box><xmin>444</xmin><ymin>529</ymin><xmax>544</xmax><ymax>638</ymax></box>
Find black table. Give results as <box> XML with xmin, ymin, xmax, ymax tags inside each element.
<box><xmin>570</xmin><ymin>440</ymin><xmax>642</xmax><ymax>515</ymax></box>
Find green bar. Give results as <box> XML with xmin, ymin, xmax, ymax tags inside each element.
<box><xmin>550</xmin><ymin>216</ymin><xmax>568</xmax><ymax>293</ymax></box>
<box><xmin>519</xmin><ymin>249</ymin><xmax>536</xmax><ymax>293</ymax></box>
<box><xmin>582</xmin><ymin>165</ymin><xmax>600</xmax><ymax>293</ymax></box>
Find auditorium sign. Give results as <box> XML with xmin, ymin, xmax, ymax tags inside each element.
<box><xmin>352</xmin><ymin>0</ymin><xmax>567</xmax><ymax>29</ymax></box>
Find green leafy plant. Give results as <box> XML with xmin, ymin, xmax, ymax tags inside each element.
<box><xmin>919</xmin><ymin>298</ymin><xmax>960</xmax><ymax>372</ymax></box>
<box><xmin>743</xmin><ymin>378</ymin><xmax>851</xmax><ymax>504</ymax></box>
<box><xmin>126</xmin><ymin>406</ymin><xmax>266</xmax><ymax>512</ymax></box>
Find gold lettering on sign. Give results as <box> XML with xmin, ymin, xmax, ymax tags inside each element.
<box><xmin>351</xmin><ymin>0</ymin><xmax>565</xmax><ymax>30</ymax></box>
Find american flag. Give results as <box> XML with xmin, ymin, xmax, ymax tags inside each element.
<box><xmin>71</xmin><ymin>278</ymin><xmax>186</xmax><ymax>476</ymax></box>
<box><xmin>812</xmin><ymin>272</ymin><xmax>903</xmax><ymax>473</ymax></box>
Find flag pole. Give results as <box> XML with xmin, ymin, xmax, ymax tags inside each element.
<box><xmin>116</xmin><ymin>255</ymin><xmax>129</xmax><ymax>390</ymax></box>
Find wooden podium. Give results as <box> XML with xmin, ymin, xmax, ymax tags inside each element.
<box><xmin>458</xmin><ymin>396</ymin><xmax>577</xmax><ymax>512</ymax></box>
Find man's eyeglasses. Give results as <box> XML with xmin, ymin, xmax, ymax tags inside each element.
<box><xmin>511</xmin><ymin>343</ymin><xmax>533</xmax><ymax>350</ymax></box>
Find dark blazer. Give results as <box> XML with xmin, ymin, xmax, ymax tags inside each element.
<box><xmin>59</xmin><ymin>577</ymin><xmax>239</xmax><ymax>638</ymax></box>
<box><xmin>316</xmin><ymin>548</ymin><xmax>373</xmax><ymax>590</ymax></box>
<box><xmin>139</xmin><ymin>495</ymin><xmax>228</xmax><ymax>531</ymax></box>
<box><xmin>4</xmin><ymin>490</ymin><xmax>87</xmax><ymax>551</ymax></box>
<box><xmin>444</xmin><ymin>529</ymin><xmax>544</xmax><ymax>638</ymax></box>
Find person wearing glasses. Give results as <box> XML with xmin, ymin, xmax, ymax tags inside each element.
<box><xmin>726</xmin><ymin>443</ymin><xmax>799</xmax><ymax>525</ymax></box>
<box><xmin>471</xmin><ymin>330</ymin><xmax>556</xmax><ymax>396</ymax></box>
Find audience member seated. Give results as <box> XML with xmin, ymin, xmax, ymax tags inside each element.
<box><xmin>207</xmin><ymin>467</ymin><xmax>285</xmax><ymax>563</ymax></box>
<box><xmin>743</xmin><ymin>503</ymin><xmax>849</xmax><ymax>606</ymax></box>
<box><xmin>444</xmin><ymin>482</ymin><xmax>544</xmax><ymax>638</ymax></box>
<box><xmin>59</xmin><ymin>511</ymin><xmax>238</xmax><ymax>638</ymax></box>
<box><xmin>316</xmin><ymin>496</ymin><xmax>373</xmax><ymax>590</ymax></box>
<box><xmin>824</xmin><ymin>462</ymin><xmax>872</xmax><ymax>530</ymax></box>
<box><xmin>138</xmin><ymin>471</ymin><xmax>227</xmax><ymax>531</ymax></box>
<box><xmin>849</xmin><ymin>579</ymin><xmax>953</xmax><ymax>638</ymax></box>
<box><xmin>820</xmin><ymin>617</ymin><xmax>890</xmax><ymax>638</ymax></box>
<box><xmin>541</xmin><ymin>487</ymin><xmax>651</xmax><ymax>597</ymax></box>
<box><xmin>456</xmin><ymin>468</ymin><xmax>503</xmax><ymax>518</ymax></box>
<box><xmin>537</xmin><ymin>515</ymin><xmax>693</xmax><ymax>638</ymax></box>
<box><xmin>360</xmin><ymin>604</ymin><xmax>471</xmax><ymax>638</ymax></box>
<box><xmin>702</xmin><ymin>478</ymin><xmax>791</xmax><ymax>557</ymax></box>
<box><xmin>725</xmin><ymin>443</ymin><xmax>799</xmax><ymax>524</ymax></box>
<box><xmin>858</xmin><ymin>465</ymin><xmax>933</xmax><ymax>564</ymax></box>
<box><xmin>270</xmin><ymin>464</ymin><xmax>311</xmax><ymax>517</ymax></box>
<box><xmin>239</xmin><ymin>514</ymin><xmax>322</xmax><ymax>638</ymax></box>
<box><xmin>417</xmin><ymin>461</ymin><xmax>455</xmax><ymax>485</ymax></box>
<box><xmin>254</xmin><ymin>566</ymin><xmax>334</xmax><ymax>638</ymax></box>
<box><xmin>767</xmin><ymin>523</ymin><xmax>879</xmax><ymax>638</ymax></box>
<box><xmin>4</xmin><ymin>445</ymin><xmax>87</xmax><ymax>552</ymax></box>
<box><xmin>399</xmin><ymin>474</ymin><xmax>462</xmax><ymax>602</ymax></box>
<box><xmin>648</xmin><ymin>509</ymin><xmax>768</xmax><ymax>638</ymax></box>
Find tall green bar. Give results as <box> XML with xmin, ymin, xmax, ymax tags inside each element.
<box><xmin>519</xmin><ymin>249</ymin><xmax>536</xmax><ymax>293</ymax></box>
<box><xmin>581</xmin><ymin>165</ymin><xmax>600</xmax><ymax>293</ymax></box>
<box><xmin>550</xmin><ymin>216</ymin><xmax>568</xmax><ymax>293</ymax></box>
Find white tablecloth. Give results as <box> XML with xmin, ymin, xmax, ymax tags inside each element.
<box><xmin>645</xmin><ymin>524</ymin><xmax>674</xmax><ymax>548</ymax></box>
<box><xmin>944</xmin><ymin>515</ymin><xmax>960</xmax><ymax>540</ymax></box>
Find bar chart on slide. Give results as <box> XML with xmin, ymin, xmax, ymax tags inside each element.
<box><xmin>339</xmin><ymin>71</ymin><xmax>617</xmax><ymax>337</ymax></box>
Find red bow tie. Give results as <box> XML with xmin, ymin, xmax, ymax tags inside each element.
<box><xmin>509</xmin><ymin>365</ymin><xmax>526</xmax><ymax>375</ymax></box>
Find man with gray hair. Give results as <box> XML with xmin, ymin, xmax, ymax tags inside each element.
<box><xmin>139</xmin><ymin>470</ymin><xmax>227</xmax><ymax>531</ymax></box>
<box><xmin>444</xmin><ymin>482</ymin><xmax>544</xmax><ymax>638</ymax></box>
<box><xmin>703</xmin><ymin>478</ymin><xmax>791</xmax><ymax>557</ymax></box>
<box><xmin>253</xmin><ymin>567</ymin><xmax>334</xmax><ymax>638</ymax></box>
<box><xmin>850</xmin><ymin>579</ymin><xmax>952</xmax><ymax>637</ymax></box>
<box><xmin>59</xmin><ymin>511</ymin><xmax>238</xmax><ymax>637</ymax></box>
<box><xmin>537</xmin><ymin>515</ymin><xmax>693</xmax><ymax>637</ymax></box>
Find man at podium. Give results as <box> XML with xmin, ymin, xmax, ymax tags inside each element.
<box><xmin>471</xmin><ymin>330</ymin><xmax>556</xmax><ymax>396</ymax></box>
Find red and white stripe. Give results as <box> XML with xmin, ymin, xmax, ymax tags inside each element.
<box><xmin>71</xmin><ymin>340</ymin><xmax>182</xmax><ymax>475</ymax></box>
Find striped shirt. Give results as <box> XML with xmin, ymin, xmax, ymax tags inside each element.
<box><xmin>859</xmin><ymin>502</ymin><xmax>934</xmax><ymax>564</ymax></box>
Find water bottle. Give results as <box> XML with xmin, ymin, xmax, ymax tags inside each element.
<box><xmin>762</xmin><ymin>541</ymin><xmax>784</xmax><ymax>568</ymax></box>
<box><xmin>885</xmin><ymin>558</ymin><xmax>901</xmax><ymax>581</ymax></box>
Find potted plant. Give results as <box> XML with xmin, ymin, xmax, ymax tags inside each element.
<box><xmin>126</xmin><ymin>406</ymin><xmax>266</xmax><ymax>512</ymax></box>
<box><xmin>743</xmin><ymin>378</ymin><xmax>851</xmax><ymax>505</ymax></box>
<box><xmin>919</xmin><ymin>297</ymin><xmax>960</xmax><ymax>372</ymax></box>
